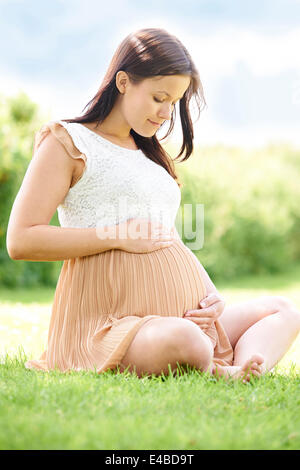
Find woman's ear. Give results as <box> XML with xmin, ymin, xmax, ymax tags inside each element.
<box><xmin>115</xmin><ymin>71</ymin><xmax>128</xmax><ymax>94</ymax></box>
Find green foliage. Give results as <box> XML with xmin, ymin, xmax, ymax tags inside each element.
<box><xmin>173</xmin><ymin>144</ymin><xmax>300</xmax><ymax>282</ymax></box>
<box><xmin>7</xmin><ymin>92</ymin><xmax>38</xmax><ymax>124</ymax></box>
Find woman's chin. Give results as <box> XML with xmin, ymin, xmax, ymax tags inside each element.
<box><xmin>132</xmin><ymin>128</ymin><xmax>157</xmax><ymax>138</ymax></box>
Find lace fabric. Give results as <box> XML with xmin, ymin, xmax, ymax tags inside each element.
<box><xmin>34</xmin><ymin>120</ymin><xmax>182</xmax><ymax>230</ymax></box>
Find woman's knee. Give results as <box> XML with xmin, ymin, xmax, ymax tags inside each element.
<box><xmin>143</xmin><ymin>316</ymin><xmax>214</xmax><ymax>360</ymax></box>
<box><xmin>273</xmin><ymin>296</ymin><xmax>300</xmax><ymax>330</ymax></box>
<box><xmin>120</xmin><ymin>317</ymin><xmax>214</xmax><ymax>376</ymax></box>
<box><xmin>172</xmin><ymin>318</ymin><xmax>214</xmax><ymax>368</ymax></box>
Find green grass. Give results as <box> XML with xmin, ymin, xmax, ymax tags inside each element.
<box><xmin>0</xmin><ymin>266</ymin><xmax>300</xmax><ymax>450</ymax></box>
<box><xmin>0</xmin><ymin>352</ymin><xmax>299</xmax><ymax>450</ymax></box>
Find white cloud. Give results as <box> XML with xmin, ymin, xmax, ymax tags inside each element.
<box><xmin>183</xmin><ymin>26</ymin><xmax>300</xmax><ymax>78</ymax></box>
<box><xmin>0</xmin><ymin>68</ymin><xmax>90</xmax><ymax>120</ymax></box>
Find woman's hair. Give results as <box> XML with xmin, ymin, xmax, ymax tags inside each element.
<box><xmin>62</xmin><ymin>28</ymin><xmax>206</xmax><ymax>188</ymax></box>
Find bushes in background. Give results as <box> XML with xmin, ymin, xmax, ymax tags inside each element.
<box><xmin>173</xmin><ymin>144</ymin><xmax>300</xmax><ymax>282</ymax></box>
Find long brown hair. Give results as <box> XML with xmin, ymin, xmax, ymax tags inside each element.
<box><xmin>62</xmin><ymin>28</ymin><xmax>206</xmax><ymax>188</ymax></box>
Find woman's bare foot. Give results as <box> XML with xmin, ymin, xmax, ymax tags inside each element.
<box><xmin>212</xmin><ymin>354</ymin><xmax>265</xmax><ymax>383</ymax></box>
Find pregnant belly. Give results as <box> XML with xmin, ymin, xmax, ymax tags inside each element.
<box><xmin>106</xmin><ymin>239</ymin><xmax>207</xmax><ymax>318</ymax></box>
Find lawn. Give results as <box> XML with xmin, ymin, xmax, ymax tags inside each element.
<box><xmin>0</xmin><ymin>266</ymin><xmax>300</xmax><ymax>450</ymax></box>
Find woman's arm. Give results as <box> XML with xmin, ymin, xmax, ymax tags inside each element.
<box><xmin>6</xmin><ymin>133</ymin><xmax>118</xmax><ymax>261</ymax></box>
<box><xmin>8</xmin><ymin>225</ymin><xmax>119</xmax><ymax>261</ymax></box>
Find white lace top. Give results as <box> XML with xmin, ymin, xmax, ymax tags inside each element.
<box><xmin>54</xmin><ymin>121</ymin><xmax>182</xmax><ymax>230</ymax></box>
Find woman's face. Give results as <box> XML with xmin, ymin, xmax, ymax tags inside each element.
<box><xmin>118</xmin><ymin>73</ymin><xmax>191</xmax><ymax>137</ymax></box>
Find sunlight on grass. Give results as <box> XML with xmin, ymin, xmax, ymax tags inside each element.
<box><xmin>0</xmin><ymin>301</ymin><xmax>50</xmax><ymax>361</ymax></box>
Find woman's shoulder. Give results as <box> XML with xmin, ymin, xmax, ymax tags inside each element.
<box><xmin>34</xmin><ymin>120</ymin><xmax>87</xmax><ymax>189</ymax></box>
<box><xmin>34</xmin><ymin>120</ymin><xmax>86</xmax><ymax>161</ymax></box>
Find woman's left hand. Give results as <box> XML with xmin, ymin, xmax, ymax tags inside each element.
<box><xmin>183</xmin><ymin>293</ymin><xmax>226</xmax><ymax>330</ymax></box>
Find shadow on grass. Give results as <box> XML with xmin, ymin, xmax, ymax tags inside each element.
<box><xmin>0</xmin><ymin>285</ymin><xmax>55</xmax><ymax>304</ymax></box>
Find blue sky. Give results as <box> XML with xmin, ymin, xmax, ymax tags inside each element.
<box><xmin>1</xmin><ymin>0</ymin><xmax>300</xmax><ymax>148</ymax></box>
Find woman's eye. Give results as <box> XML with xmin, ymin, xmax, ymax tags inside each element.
<box><xmin>153</xmin><ymin>98</ymin><xmax>175</xmax><ymax>105</ymax></box>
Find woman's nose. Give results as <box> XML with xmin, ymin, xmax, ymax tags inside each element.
<box><xmin>158</xmin><ymin>104</ymin><xmax>173</xmax><ymax>120</ymax></box>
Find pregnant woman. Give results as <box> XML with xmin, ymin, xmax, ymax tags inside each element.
<box><xmin>6</xmin><ymin>28</ymin><xmax>300</xmax><ymax>382</ymax></box>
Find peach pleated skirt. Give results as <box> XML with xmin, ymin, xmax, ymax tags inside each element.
<box><xmin>25</xmin><ymin>239</ymin><xmax>233</xmax><ymax>374</ymax></box>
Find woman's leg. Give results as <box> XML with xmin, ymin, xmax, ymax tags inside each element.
<box><xmin>119</xmin><ymin>317</ymin><xmax>214</xmax><ymax>378</ymax></box>
<box><xmin>218</xmin><ymin>295</ymin><xmax>300</xmax><ymax>373</ymax></box>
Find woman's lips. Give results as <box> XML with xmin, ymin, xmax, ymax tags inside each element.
<box><xmin>148</xmin><ymin>119</ymin><xmax>161</xmax><ymax>127</ymax></box>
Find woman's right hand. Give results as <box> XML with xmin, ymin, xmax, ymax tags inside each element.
<box><xmin>114</xmin><ymin>218</ymin><xmax>176</xmax><ymax>253</ymax></box>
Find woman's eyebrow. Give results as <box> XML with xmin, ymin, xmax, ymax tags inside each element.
<box><xmin>156</xmin><ymin>91</ymin><xmax>183</xmax><ymax>100</ymax></box>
